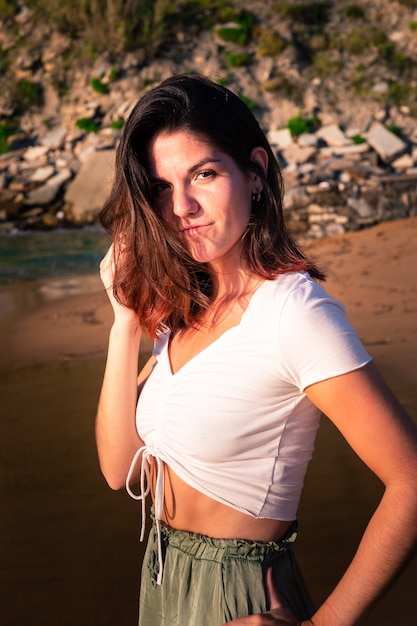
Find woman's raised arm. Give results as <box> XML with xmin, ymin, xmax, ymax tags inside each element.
<box><xmin>95</xmin><ymin>245</ymin><xmax>149</xmax><ymax>490</ymax></box>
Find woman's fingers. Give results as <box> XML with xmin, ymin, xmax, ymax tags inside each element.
<box><xmin>100</xmin><ymin>244</ymin><xmax>139</xmax><ymax>324</ymax></box>
<box><xmin>100</xmin><ymin>244</ymin><xmax>116</xmax><ymax>291</ymax></box>
<box><xmin>264</xmin><ymin>567</ymin><xmax>283</xmax><ymax>611</ymax></box>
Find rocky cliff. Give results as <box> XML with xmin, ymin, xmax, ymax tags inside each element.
<box><xmin>0</xmin><ymin>0</ymin><xmax>417</xmax><ymax>238</ymax></box>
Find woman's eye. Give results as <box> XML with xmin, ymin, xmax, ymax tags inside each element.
<box><xmin>152</xmin><ymin>182</ymin><xmax>170</xmax><ymax>195</ymax></box>
<box><xmin>196</xmin><ymin>170</ymin><xmax>215</xmax><ymax>180</ymax></box>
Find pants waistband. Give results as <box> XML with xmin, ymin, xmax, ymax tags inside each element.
<box><xmin>155</xmin><ymin>517</ymin><xmax>298</xmax><ymax>564</ymax></box>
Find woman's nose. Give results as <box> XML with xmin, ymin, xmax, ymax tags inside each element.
<box><xmin>172</xmin><ymin>186</ymin><xmax>198</xmax><ymax>217</ymax></box>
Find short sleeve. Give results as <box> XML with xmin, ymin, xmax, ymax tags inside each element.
<box><xmin>278</xmin><ymin>278</ymin><xmax>372</xmax><ymax>391</ymax></box>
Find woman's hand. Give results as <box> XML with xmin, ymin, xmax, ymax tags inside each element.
<box><xmin>100</xmin><ymin>244</ymin><xmax>139</xmax><ymax>326</ymax></box>
<box><xmin>224</xmin><ymin>568</ymin><xmax>311</xmax><ymax>625</ymax></box>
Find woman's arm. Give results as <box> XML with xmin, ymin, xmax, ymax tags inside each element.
<box><xmin>227</xmin><ymin>361</ymin><xmax>417</xmax><ymax>625</ymax></box>
<box><xmin>303</xmin><ymin>361</ymin><xmax>417</xmax><ymax>625</ymax></box>
<box><xmin>95</xmin><ymin>245</ymin><xmax>151</xmax><ymax>490</ymax></box>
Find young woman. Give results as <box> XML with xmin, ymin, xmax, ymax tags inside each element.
<box><xmin>96</xmin><ymin>73</ymin><xmax>417</xmax><ymax>625</ymax></box>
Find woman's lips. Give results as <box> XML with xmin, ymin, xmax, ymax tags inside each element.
<box><xmin>181</xmin><ymin>223</ymin><xmax>212</xmax><ymax>237</ymax></box>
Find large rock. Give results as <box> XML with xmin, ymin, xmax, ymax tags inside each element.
<box><xmin>41</xmin><ymin>126</ymin><xmax>67</xmax><ymax>150</ymax></box>
<box><xmin>366</xmin><ymin>122</ymin><xmax>407</xmax><ymax>163</ymax></box>
<box><xmin>316</xmin><ymin>124</ymin><xmax>352</xmax><ymax>147</ymax></box>
<box><xmin>64</xmin><ymin>149</ymin><xmax>115</xmax><ymax>223</ymax></box>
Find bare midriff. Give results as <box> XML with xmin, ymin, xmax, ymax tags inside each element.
<box><xmin>149</xmin><ymin>458</ymin><xmax>293</xmax><ymax>542</ymax></box>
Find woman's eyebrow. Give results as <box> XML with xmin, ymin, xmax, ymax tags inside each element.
<box><xmin>150</xmin><ymin>157</ymin><xmax>222</xmax><ymax>183</ymax></box>
<box><xmin>187</xmin><ymin>157</ymin><xmax>221</xmax><ymax>175</ymax></box>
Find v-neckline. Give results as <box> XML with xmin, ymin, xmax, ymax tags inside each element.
<box><xmin>166</xmin><ymin>280</ymin><xmax>268</xmax><ymax>376</ymax></box>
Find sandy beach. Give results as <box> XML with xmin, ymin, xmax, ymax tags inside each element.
<box><xmin>1</xmin><ymin>217</ymin><xmax>416</xmax><ymax>625</ymax></box>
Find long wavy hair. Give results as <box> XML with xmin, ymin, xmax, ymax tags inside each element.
<box><xmin>100</xmin><ymin>73</ymin><xmax>324</xmax><ymax>337</ymax></box>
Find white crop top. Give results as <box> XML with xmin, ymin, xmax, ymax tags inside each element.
<box><xmin>126</xmin><ymin>272</ymin><xmax>371</xmax><ymax>583</ymax></box>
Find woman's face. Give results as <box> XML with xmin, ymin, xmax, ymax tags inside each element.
<box><xmin>147</xmin><ymin>130</ymin><xmax>266</xmax><ymax>273</ymax></box>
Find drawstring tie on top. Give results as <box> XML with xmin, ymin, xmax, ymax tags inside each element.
<box><xmin>126</xmin><ymin>446</ymin><xmax>165</xmax><ymax>585</ymax></box>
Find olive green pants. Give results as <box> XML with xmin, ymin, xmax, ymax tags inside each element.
<box><xmin>138</xmin><ymin>520</ymin><xmax>315</xmax><ymax>625</ymax></box>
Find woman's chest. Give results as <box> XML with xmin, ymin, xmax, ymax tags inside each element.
<box><xmin>168</xmin><ymin>307</ymin><xmax>245</xmax><ymax>375</ymax></box>
<box><xmin>136</xmin><ymin>329</ymin><xmax>301</xmax><ymax>464</ymax></box>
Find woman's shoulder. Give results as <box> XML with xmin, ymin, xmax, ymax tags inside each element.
<box><xmin>263</xmin><ymin>273</ymin><xmax>370</xmax><ymax>389</ymax></box>
<box><xmin>253</xmin><ymin>271</ymin><xmax>347</xmax><ymax>330</ymax></box>
<box><xmin>259</xmin><ymin>271</ymin><xmax>332</xmax><ymax>304</ymax></box>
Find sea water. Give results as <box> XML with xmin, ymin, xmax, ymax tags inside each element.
<box><xmin>0</xmin><ymin>227</ymin><xmax>110</xmax><ymax>283</ymax></box>
<box><xmin>0</xmin><ymin>227</ymin><xmax>110</xmax><ymax>321</ymax></box>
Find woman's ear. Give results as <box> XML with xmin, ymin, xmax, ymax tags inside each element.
<box><xmin>250</xmin><ymin>146</ymin><xmax>269</xmax><ymax>178</ymax></box>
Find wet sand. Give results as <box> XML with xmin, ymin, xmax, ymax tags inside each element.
<box><xmin>1</xmin><ymin>217</ymin><xmax>416</xmax><ymax>625</ymax></box>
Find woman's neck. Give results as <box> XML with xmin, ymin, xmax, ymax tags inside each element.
<box><xmin>202</xmin><ymin>270</ymin><xmax>264</xmax><ymax>330</ymax></box>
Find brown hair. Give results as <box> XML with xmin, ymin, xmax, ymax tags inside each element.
<box><xmin>100</xmin><ymin>73</ymin><xmax>324</xmax><ymax>337</ymax></box>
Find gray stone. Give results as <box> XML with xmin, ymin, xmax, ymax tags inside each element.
<box><xmin>372</xmin><ymin>81</ymin><xmax>389</xmax><ymax>94</ymax></box>
<box><xmin>319</xmin><ymin>143</ymin><xmax>370</xmax><ymax>158</ymax></box>
<box><xmin>267</xmin><ymin>129</ymin><xmax>293</xmax><ymax>150</ymax></box>
<box><xmin>347</xmin><ymin>197</ymin><xmax>376</xmax><ymax>219</ymax></box>
<box><xmin>46</xmin><ymin>167</ymin><xmax>72</xmax><ymax>187</ymax></box>
<box><xmin>392</xmin><ymin>154</ymin><xmax>414</xmax><ymax>171</ymax></box>
<box><xmin>64</xmin><ymin>149</ymin><xmax>115</xmax><ymax>223</ymax></box>
<box><xmin>297</xmin><ymin>133</ymin><xmax>319</xmax><ymax>148</ymax></box>
<box><xmin>25</xmin><ymin>183</ymin><xmax>61</xmax><ymax>206</ymax></box>
<box><xmin>253</xmin><ymin>56</ymin><xmax>274</xmax><ymax>83</ymax></box>
<box><xmin>308</xmin><ymin>223</ymin><xmax>325</xmax><ymax>239</ymax></box>
<box><xmin>29</xmin><ymin>165</ymin><xmax>55</xmax><ymax>183</ymax></box>
<box><xmin>41</xmin><ymin>126</ymin><xmax>67</xmax><ymax>150</ymax></box>
<box><xmin>19</xmin><ymin>155</ymin><xmax>49</xmax><ymax>170</ymax></box>
<box><xmin>283</xmin><ymin>186</ymin><xmax>310</xmax><ymax>210</ymax></box>
<box><xmin>281</xmin><ymin>144</ymin><xmax>316</xmax><ymax>167</ymax></box>
<box><xmin>325</xmin><ymin>222</ymin><xmax>346</xmax><ymax>236</ymax></box>
<box><xmin>366</xmin><ymin>122</ymin><xmax>407</xmax><ymax>163</ymax></box>
<box><xmin>316</xmin><ymin>124</ymin><xmax>352</xmax><ymax>147</ymax></box>
<box><xmin>23</xmin><ymin>146</ymin><xmax>49</xmax><ymax>161</ymax></box>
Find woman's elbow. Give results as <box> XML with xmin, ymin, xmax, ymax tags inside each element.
<box><xmin>98</xmin><ymin>459</ymin><xmax>129</xmax><ymax>491</ymax></box>
<box><xmin>104</xmin><ymin>475</ymin><xmax>126</xmax><ymax>491</ymax></box>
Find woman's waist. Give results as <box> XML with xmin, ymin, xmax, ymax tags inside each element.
<box><xmin>150</xmin><ymin>460</ymin><xmax>294</xmax><ymax>542</ymax></box>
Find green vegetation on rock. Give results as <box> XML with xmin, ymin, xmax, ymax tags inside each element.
<box><xmin>0</xmin><ymin>122</ymin><xmax>15</xmax><ymax>154</ymax></box>
<box><xmin>90</xmin><ymin>77</ymin><xmax>110</xmax><ymax>95</ymax></box>
<box><xmin>216</xmin><ymin>11</ymin><xmax>254</xmax><ymax>46</ymax></box>
<box><xmin>1</xmin><ymin>0</ymin><xmax>417</xmax><ymax>144</ymax></box>
<box><xmin>110</xmin><ymin>118</ymin><xmax>125</xmax><ymax>130</ymax></box>
<box><xmin>287</xmin><ymin>114</ymin><xmax>320</xmax><ymax>137</ymax></box>
<box><xmin>224</xmin><ymin>51</ymin><xmax>250</xmax><ymax>67</ymax></box>
<box><xmin>10</xmin><ymin>79</ymin><xmax>43</xmax><ymax>113</ymax></box>
<box><xmin>76</xmin><ymin>117</ymin><xmax>99</xmax><ymax>133</ymax></box>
